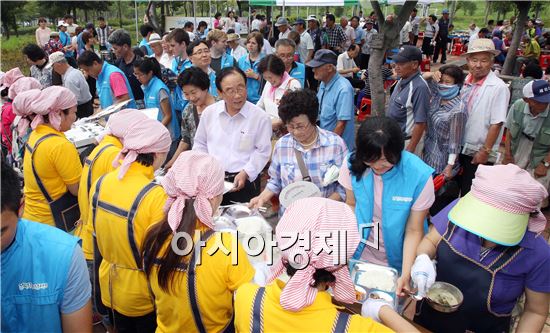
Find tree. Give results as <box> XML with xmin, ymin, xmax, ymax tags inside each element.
<box><xmin>368</xmin><ymin>0</ymin><xmax>418</xmax><ymax>115</ymax></box>
<box><xmin>456</xmin><ymin>1</ymin><xmax>477</xmax><ymax>17</ymax></box>
<box><xmin>502</xmin><ymin>1</ymin><xmax>531</xmax><ymax>75</ymax></box>
<box><xmin>1</xmin><ymin>1</ymin><xmax>25</xmax><ymax>39</ymax></box>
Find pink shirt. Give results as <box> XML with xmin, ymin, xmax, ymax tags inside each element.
<box><xmin>109</xmin><ymin>72</ymin><xmax>129</xmax><ymax>98</ymax></box>
<box><xmin>35</xmin><ymin>27</ymin><xmax>51</xmax><ymax>47</ymax></box>
<box><xmin>339</xmin><ymin>162</ymin><xmax>434</xmax><ymax>265</ymax></box>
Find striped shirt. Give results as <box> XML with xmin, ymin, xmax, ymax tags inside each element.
<box><xmin>422</xmin><ymin>81</ymin><xmax>466</xmax><ymax>174</ymax></box>
<box><xmin>266</xmin><ymin>128</ymin><xmax>348</xmax><ymax>200</ymax></box>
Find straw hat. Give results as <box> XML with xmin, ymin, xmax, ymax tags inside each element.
<box><xmin>466</xmin><ymin>38</ymin><xmax>501</xmax><ymax>56</ymax></box>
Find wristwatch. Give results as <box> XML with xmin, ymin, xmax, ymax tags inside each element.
<box><xmin>543</xmin><ymin>160</ymin><xmax>550</xmax><ymax>168</ymax></box>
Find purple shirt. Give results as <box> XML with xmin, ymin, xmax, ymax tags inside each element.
<box><xmin>433</xmin><ymin>199</ymin><xmax>550</xmax><ymax>314</ymax></box>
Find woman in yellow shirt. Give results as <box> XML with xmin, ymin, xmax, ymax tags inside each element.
<box><xmin>14</xmin><ymin>86</ymin><xmax>82</xmax><ymax>231</ymax></box>
<box><xmin>88</xmin><ymin>110</ymin><xmax>172</xmax><ymax>333</ymax></box>
<box><xmin>234</xmin><ymin>197</ymin><xmax>419</xmax><ymax>333</ymax></box>
<box><xmin>142</xmin><ymin>151</ymin><xmax>255</xmax><ymax>333</ymax></box>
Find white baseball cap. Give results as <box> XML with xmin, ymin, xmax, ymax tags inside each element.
<box><xmin>45</xmin><ymin>52</ymin><xmax>66</xmax><ymax>69</ymax></box>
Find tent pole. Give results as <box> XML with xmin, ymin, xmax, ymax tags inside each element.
<box><xmin>209</xmin><ymin>0</ymin><xmax>212</xmax><ymax>28</ymax></box>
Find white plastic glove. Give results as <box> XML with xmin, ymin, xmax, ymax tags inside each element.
<box><xmin>411</xmin><ymin>254</ymin><xmax>437</xmax><ymax>297</ymax></box>
<box><xmin>361</xmin><ymin>297</ymin><xmax>394</xmax><ymax>323</ymax></box>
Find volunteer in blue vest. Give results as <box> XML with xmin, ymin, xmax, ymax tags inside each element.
<box><xmin>411</xmin><ymin>164</ymin><xmax>550</xmax><ymax>332</ymax></box>
<box><xmin>167</xmin><ymin>28</ymin><xmax>192</xmax><ymax>114</ymax></box>
<box><xmin>134</xmin><ymin>56</ymin><xmax>180</xmax><ymax>158</ymax></box>
<box><xmin>143</xmin><ymin>151</ymin><xmax>255</xmax><ymax>333</ymax></box>
<box><xmin>206</xmin><ymin>29</ymin><xmax>236</xmax><ymax>73</ymax></box>
<box><xmin>58</xmin><ymin>21</ymin><xmax>77</xmax><ymax>68</ymax></box>
<box><xmin>275</xmin><ymin>38</ymin><xmax>306</xmax><ymax>87</ymax></box>
<box><xmin>338</xmin><ymin>116</ymin><xmax>435</xmax><ymax>297</ymax></box>
<box><xmin>88</xmin><ymin>110</ymin><xmax>171</xmax><ymax>333</ymax></box>
<box><xmin>187</xmin><ymin>40</ymin><xmax>218</xmax><ymax>97</ymax></box>
<box><xmin>77</xmin><ymin>50</ymin><xmax>136</xmax><ymax>109</ymax></box>
<box><xmin>234</xmin><ymin>197</ymin><xmax>418</xmax><ymax>332</ymax></box>
<box><xmin>15</xmin><ymin>87</ymin><xmax>83</xmax><ymax>232</ymax></box>
<box><xmin>1</xmin><ymin>160</ymin><xmax>92</xmax><ymax>333</ymax></box>
<box><xmin>138</xmin><ymin>24</ymin><xmax>154</xmax><ymax>56</ymax></box>
<box><xmin>238</xmin><ymin>31</ymin><xmax>265</xmax><ymax>104</ymax></box>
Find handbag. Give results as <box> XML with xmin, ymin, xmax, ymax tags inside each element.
<box><xmin>26</xmin><ymin>133</ymin><xmax>79</xmax><ymax>232</ymax></box>
<box><xmin>430</xmin><ymin>174</ymin><xmax>460</xmax><ymax>217</ymax></box>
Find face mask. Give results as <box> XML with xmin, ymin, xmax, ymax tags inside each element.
<box><xmin>438</xmin><ymin>83</ymin><xmax>460</xmax><ymax>100</ymax></box>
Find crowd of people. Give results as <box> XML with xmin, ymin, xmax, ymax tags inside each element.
<box><xmin>1</xmin><ymin>7</ymin><xmax>550</xmax><ymax>333</ymax></box>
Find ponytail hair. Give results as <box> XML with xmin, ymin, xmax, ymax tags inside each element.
<box><xmin>134</xmin><ymin>56</ymin><xmax>162</xmax><ymax>80</ymax></box>
<box><xmin>143</xmin><ymin>198</ymin><xmax>198</xmax><ymax>293</ymax></box>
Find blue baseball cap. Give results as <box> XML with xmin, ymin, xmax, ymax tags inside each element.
<box><xmin>442</xmin><ymin>9</ymin><xmax>450</xmax><ymax>14</ymax></box>
<box><xmin>306</xmin><ymin>49</ymin><xmax>337</xmax><ymax>68</ymax></box>
<box><xmin>523</xmin><ymin>80</ymin><xmax>550</xmax><ymax>103</ymax></box>
<box><xmin>393</xmin><ymin>45</ymin><xmax>423</xmax><ymax>63</ymax></box>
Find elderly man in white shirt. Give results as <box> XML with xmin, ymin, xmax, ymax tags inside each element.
<box><xmin>340</xmin><ymin>16</ymin><xmax>356</xmax><ymax>51</ymax></box>
<box><xmin>193</xmin><ymin>66</ymin><xmax>272</xmax><ymax>205</ymax></box>
<box><xmin>336</xmin><ymin>44</ymin><xmax>364</xmax><ymax>89</ymax></box>
<box><xmin>276</xmin><ymin>17</ymin><xmax>291</xmax><ymax>39</ymax></box>
<box><xmin>458</xmin><ymin>38</ymin><xmax>510</xmax><ymax>194</ymax></box>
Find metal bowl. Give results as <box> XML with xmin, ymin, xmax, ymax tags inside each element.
<box><xmin>426</xmin><ymin>282</ymin><xmax>464</xmax><ymax>313</ymax></box>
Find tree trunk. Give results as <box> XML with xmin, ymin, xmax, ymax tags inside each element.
<box><xmin>118</xmin><ymin>0</ymin><xmax>123</xmax><ymax>28</ymax></box>
<box><xmin>146</xmin><ymin>1</ymin><xmax>162</xmax><ymax>34</ymax></box>
<box><xmin>2</xmin><ymin>21</ymin><xmax>10</xmax><ymax>40</ymax></box>
<box><xmin>502</xmin><ymin>1</ymin><xmax>531</xmax><ymax>75</ymax></box>
<box><xmin>368</xmin><ymin>0</ymin><xmax>418</xmax><ymax>116</ymax></box>
<box><xmin>483</xmin><ymin>1</ymin><xmax>491</xmax><ymax>26</ymax></box>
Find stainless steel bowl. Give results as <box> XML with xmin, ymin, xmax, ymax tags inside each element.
<box><xmin>426</xmin><ymin>282</ymin><xmax>464</xmax><ymax>313</ymax></box>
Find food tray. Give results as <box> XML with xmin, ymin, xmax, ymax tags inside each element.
<box><xmin>349</xmin><ymin>259</ymin><xmax>399</xmax><ymax>308</ymax></box>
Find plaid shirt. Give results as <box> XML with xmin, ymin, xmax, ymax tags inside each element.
<box><xmin>324</xmin><ymin>25</ymin><xmax>346</xmax><ymax>49</ymax></box>
<box><xmin>266</xmin><ymin>128</ymin><xmax>348</xmax><ymax>200</ymax></box>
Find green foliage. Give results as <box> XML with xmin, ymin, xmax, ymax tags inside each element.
<box><xmin>456</xmin><ymin>1</ymin><xmax>477</xmax><ymax>17</ymax></box>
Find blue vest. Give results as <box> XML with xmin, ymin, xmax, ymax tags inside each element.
<box><xmin>96</xmin><ymin>62</ymin><xmax>136</xmax><ymax>109</ymax></box>
<box><xmin>142</xmin><ymin>76</ymin><xmax>181</xmax><ymax>141</ymax></box>
<box><xmin>238</xmin><ymin>54</ymin><xmax>265</xmax><ymax>104</ymax></box>
<box><xmin>171</xmin><ymin>57</ymin><xmax>193</xmax><ymax>113</ymax></box>
<box><xmin>350</xmin><ymin>151</ymin><xmax>433</xmax><ymax>272</ymax></box>
<box><xmin>1</xmin><ymin>219</ymin><xmax>79</xmax><ymax>333</ymax></box>
<box><xmin>59</xmin><ymin>32</ymin><xmax>73</xmax><ymax>58</ymax></box>
<box><xmin>221</xmin><ymin>52</ymin><xmax>236</xmax><ymax>69</ymax></box>
<box><xmin>208</xmin><ymin>69</ymin><xmax>218</xmax><ymax>97</ymax></box>
<box><xmin>139</xmin><ymin>38</ymin><xmax>153</xmax><ymax>56</ymax></box>
<box><xmin>290</xmin><ymin>62</ymin><xmax>306</xmax><ymax>87</ymax></box>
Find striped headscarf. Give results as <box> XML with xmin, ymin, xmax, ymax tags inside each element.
<box><xmin>161</xmin><ymin>151</ymin><xmax>225</xmax><ymax>231</ymax></box>
<box><xmin>267</xmin><ymin>197</ymin><xmax>360</xmax><ymax>311</ymax></box>
<box><xmin>0</xmin><ymin>67</ymin><xmax>24</xmax><ymax>90</ymax></box>
<box><xmin>107</xmin><ymin>109</ymin><xmax>171</xmax><ymax>179</ymax></box>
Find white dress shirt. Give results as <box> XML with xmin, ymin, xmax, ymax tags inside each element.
<box><xmin>336</xmin><ymin>52</ymin><xmax>358</xmax><ymax>78</ymax></box>
<box><xmin>193</xmin><ymin>100</ymin><xmax>272</xmax><ymax>181</ymax></box>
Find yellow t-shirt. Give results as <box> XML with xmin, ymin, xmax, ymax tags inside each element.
<box><xmin>22</xmin><ymin>125</ymin><xmax>82</xmax><ymax>227</ymax></box>
<box><xmin>149</xmin><ymin>223</ymin><xmax>255</xmax><ymax>333</ymax></box>
<box><xmin>89</xmin><ymin>162</ymin><xmax>167</xmax><ymax>317</ymax></box>
<box><xmin>234</xmin><ymin>280</ymin><xmax>394</xmax><ymax>333</ymax></box>
<box><xmin>75</xmin><ymin>135</ymin><xmax>122</xmax><ymax>260</ymax></box>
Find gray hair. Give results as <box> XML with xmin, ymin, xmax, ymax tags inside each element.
<box><xmin>274</xmin><ymin>38</ymin><xmax>296</xmax><ymax>51</ymax></box>
<box><xmin>108</xmin><ymin>29</ymin><xmax>132</xmax><ymax>47</ymax></box>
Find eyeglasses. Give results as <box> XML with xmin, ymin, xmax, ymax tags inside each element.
<box><xmin>286</xmin><ymin>122</ymin><xmax>310</xmax><ymax>132</ymax></box>
<box><xmin>193</xmin><ymin>48</ymin><xmax>210</xmax><ymax>56</ymax></box>
<box><xmin>223</xmin><ymin>86</ymin><xmax>246</xmax><ymax>96</ymax></box>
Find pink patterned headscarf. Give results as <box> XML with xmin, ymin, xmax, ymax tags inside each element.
<box><xmin>108</xmin><ymin>109</ymin><xmax>171</xmax><ymax>179</ymax></box>
<box><xmin>25</xmin><ymin>86</ymin><xmax>77</xmax><ymax>132</ymax></box>
<box><xmin>161</xmin><ymin>151</ymin><xmax>225</xmax><ymax>232</ymax></box>
<box><xmin>12</xmin><ymin>89</ymin><xmax>41</xmax><ymax>136</ymax></box>
<box><xmin>267</xmin><ymin>197</ymin><xmax>360</xmax><ymax>312</ymax></box>
<box><xmin>471</xmin><ymin>164</ymin><xmax>548</xmax><ymax>234</ymax></box>
<box><xmin>8</xmin><ymin>77</ymin><xmax>41</xmax><ymax>100</ymax></box>
<box><xmin>0</xmin><ymin>67</ymin><xmax>24</xmax><ymax>90</ymax></box>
